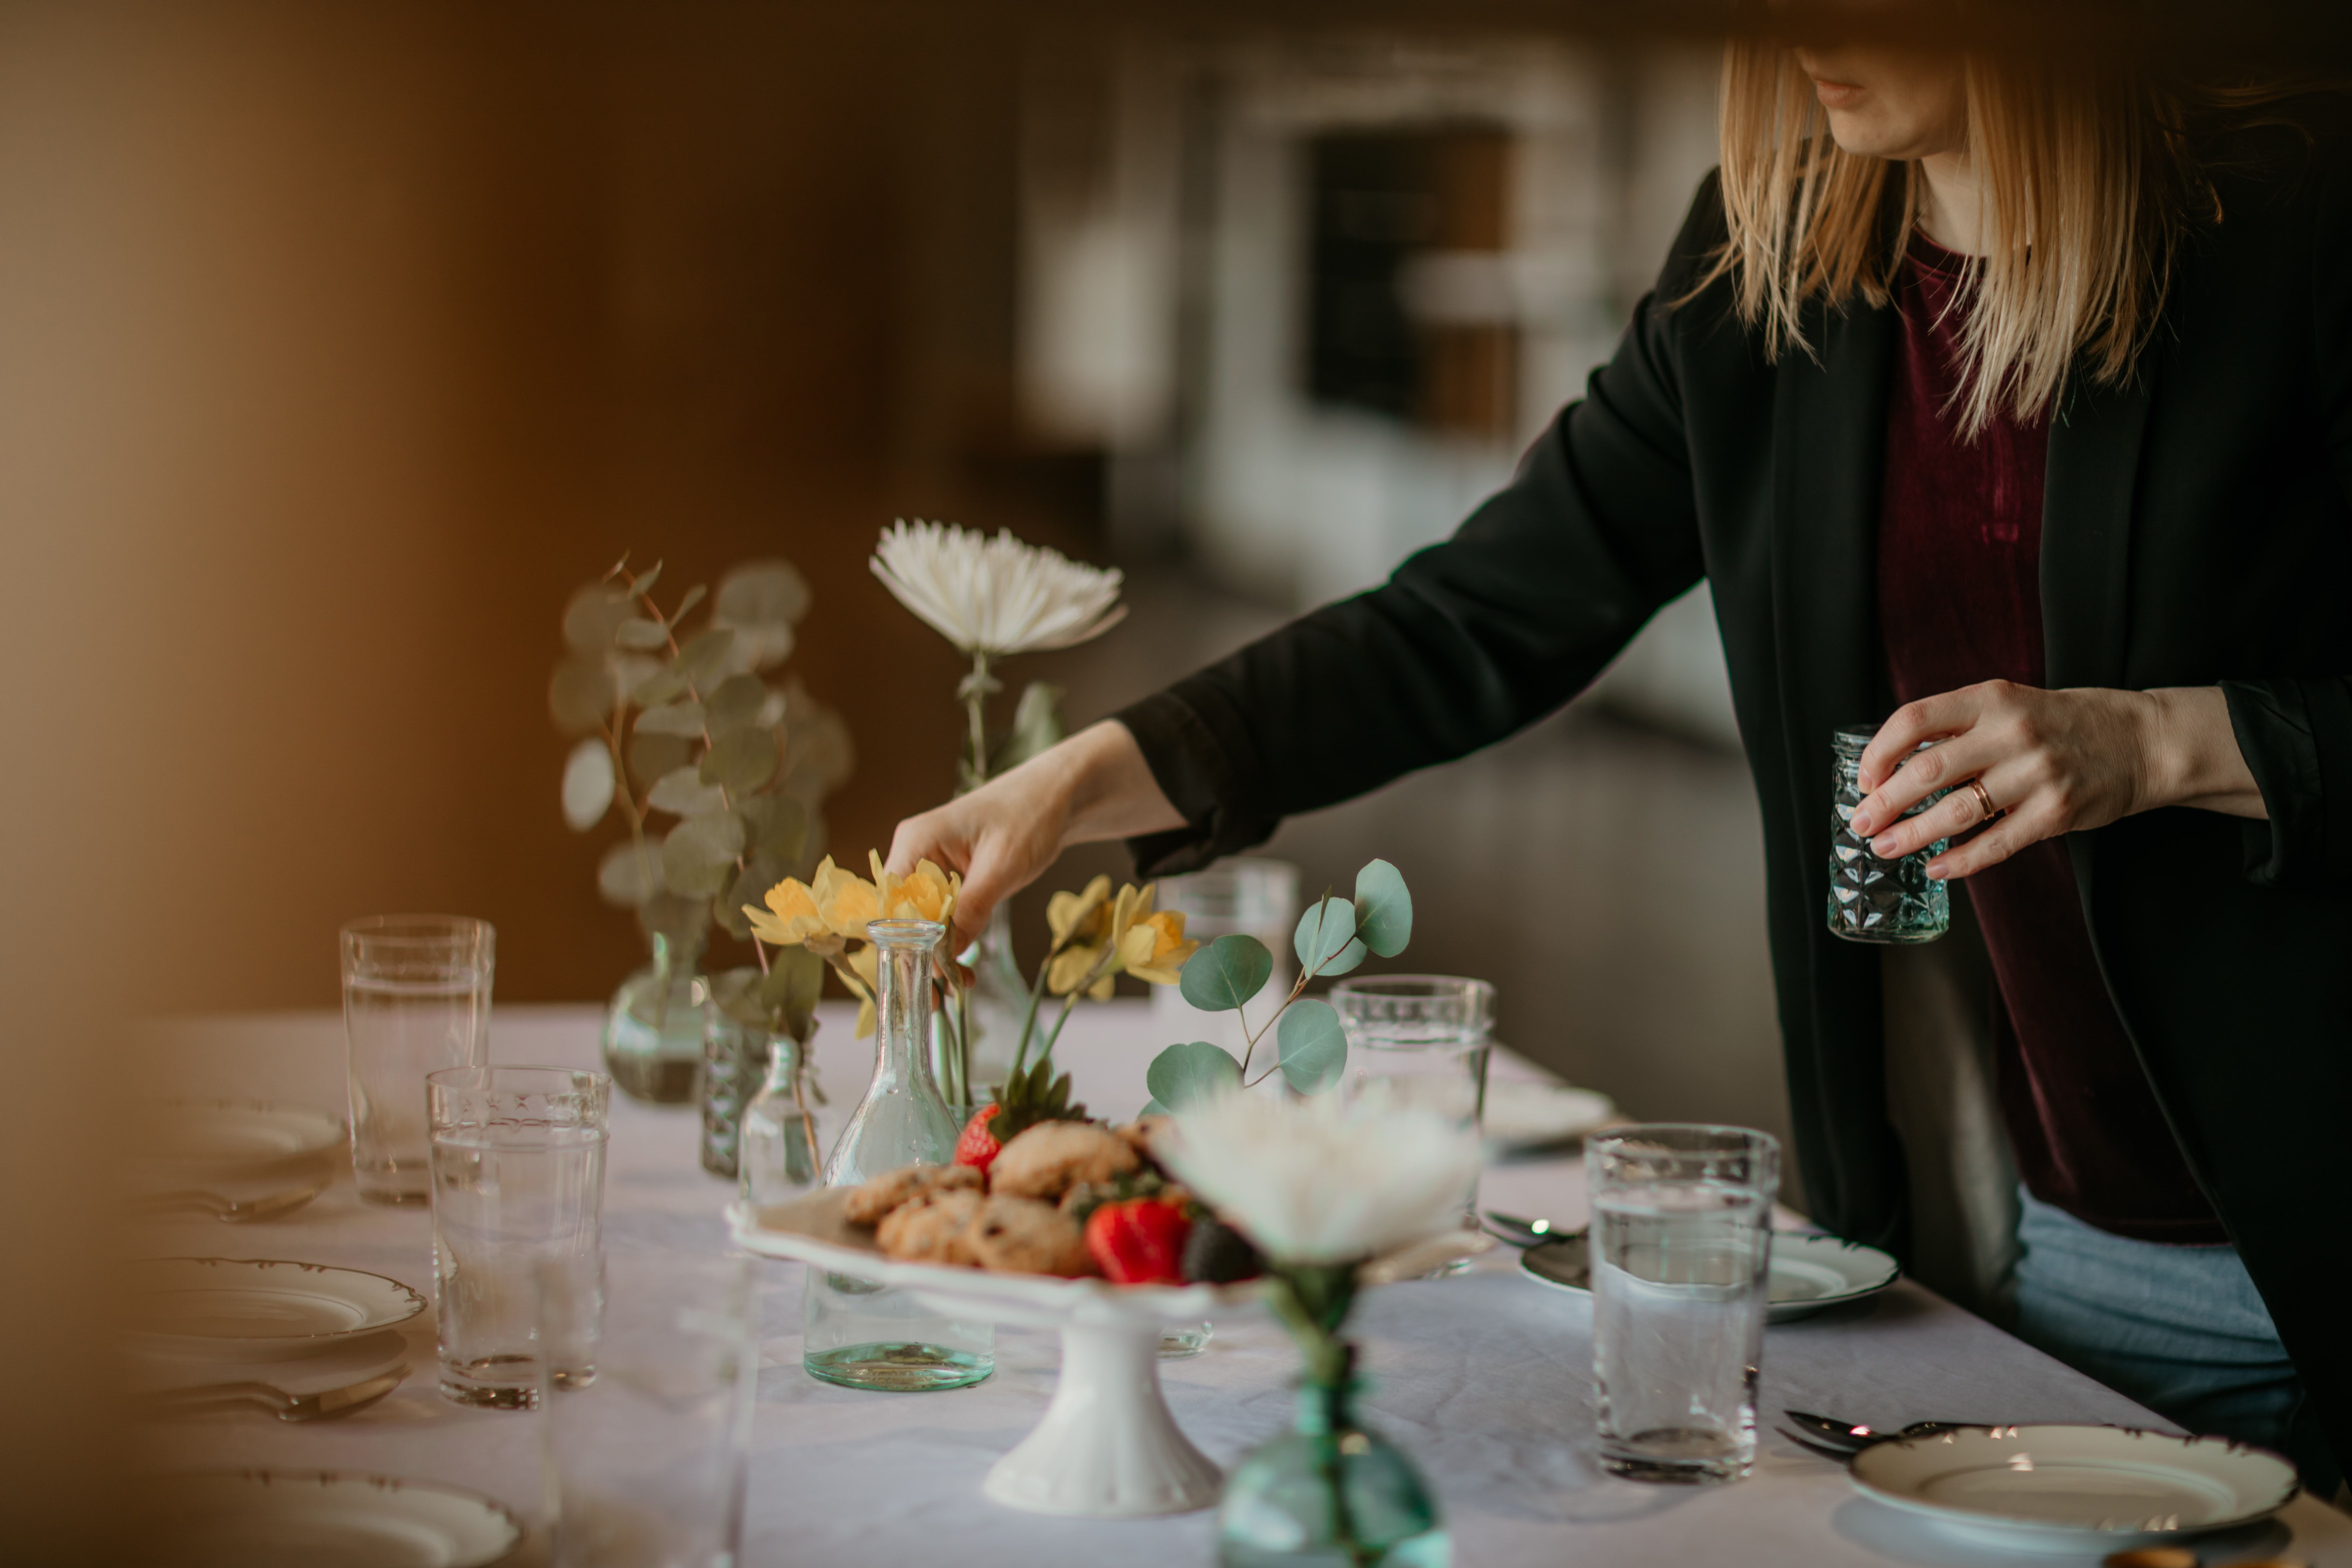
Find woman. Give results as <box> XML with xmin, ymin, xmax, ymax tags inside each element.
<box><xmin>890</xmin><ymin>42</ymin><xmax>2352</xmax><ymax>1488</ymax></box>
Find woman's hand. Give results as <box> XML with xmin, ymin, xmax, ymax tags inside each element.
<box><xmin>1851</xmin><ymin>682</ymin><xmax>2267</xmax><ymax>880</ymax></box>
<box><xmin>884</xmin><ymin>720</ymin><xmax>1186</xmax><ymax>950</ymax></box>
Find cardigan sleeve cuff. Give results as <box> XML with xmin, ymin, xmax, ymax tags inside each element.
<box><xmin>2222</xmin><ymin>677</ymin><xmax>2352</xmax><ymax>887</ymax></box>
<box><xmin>1112</xmin><ymin>686</ymin><xmax>1282</xmax><ymax>878</ymax></box>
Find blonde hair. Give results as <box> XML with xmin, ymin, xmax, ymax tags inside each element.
<box><xmin>1704</xmin><ymin>44</ymin><xmax>2217</xmax><ymax>437</ymax></box>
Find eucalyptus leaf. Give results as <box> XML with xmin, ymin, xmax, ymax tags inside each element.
<box><xmin>1178</xmin><ymin>934</ymin><xmax>1274</xmax><ymax>1013</ymax></box>
<box><xmin>632</xmin><ymin>667</ymin><xmax>690</xmax><ymax>708</ymax></box>
<box><xmin>717</xmin><ymin>853</ymin><xmax>787</xmax><ymax>941</ymax></box>
<box><xmin>1275</xmin><ymin>999</ymin><xmax>1348</xmax><ymax>1094</ymax></box>
<box><xmin>614</xmin><ymin>617</ymin><xmax>671</xmax><ymax>651</ymax></box>
<box><xmin>670</xmin><ymin>583</ymin><xmax>707</xmax><ymax>623</ymax></box>
<box><xmin>627</xmin><ymin>731</ymin><xmax>692</xmax><ymax>786</ymax></box>
<box><xmin>1144</xmin><ymin>1041</ymin><xmax>1242</xmax><ymax>1112</ymax></box>
<box><xmin>629</xmin><ymin>561</ymin><xmax>664</xmax><ymax>600</ymax></box>
<box><xmin>648</xmin><ymin>766</ymin><xmax>727</xmax><ymax>818</ymax></box>
<box><xmin>1137</xmin><ymin>1097</ymin><xmax>1171</xmax><ymax>1119</ymax></box>
<box><xmin>548</xmin><ymin>658</ymin><xmax>611</xmax><ymax>735</ymax></box>
<box><xmin>1351</xmin><ymin>859</ymin><xmax>1413</xmax><ymax>958</ymax></box>
<box><xmin>596</xmin><ymin>840</ymin><xmax>664</xmax><ymax>907</ymax></box>
<box><xmin>561</xmin><ymin>585</ymin><xmax>633</xmax><ymax>655</ymax></box>
<box><xmin>677</xmin><ymin>627</ymin><xmax>736</xmax><ymax>684</ymax></box>
<box><xmin>560</xmin><ymin>738</ymin><xmax>616</xmax><ymax>832</ymax></box>
<box><xmin>636</xmin><ymin>890</ymin><xmax>706</xmax><ymax>944</ymax></box>
<box><xmin>701</xmin><ymin>727</ymin><xmax>778</xmax><ymax>793</ymax></box>
<box><xmin>661</xmin><ymin>810</ymin><xmax>747</xmax><ymax>897</ymax></box>
<box><xmin>992</xmin><ymin>681</ymin><xmax>1066</xmax><ymax>775</ymax></box>
<box><xmin>758</xmin><ymin>946</ymin><xmax>825</xmax><ymax>1016</ymax></box>
<box><xmin>704</xmin><ymin>673</ymin><xmax>766</xmax><ymax>734</ymax></box>
<box><xmin>634</xmin><ymin>701</ymin><xmax>705</xmax><ymax>737</ymax></box>
<box><xmin>739</xmin><ymin>794</ymin><xmax>808</xmax><ymax>861</ymax></box>
<box><xmin>712</xmin><ymin>560</ymin><xmax>810</xmax><ymax>671</ymax></box>
<box><xmin>1294</xmin><ymin>897</ymin><xmax>1367</xmax><ymax>978</ymax></box>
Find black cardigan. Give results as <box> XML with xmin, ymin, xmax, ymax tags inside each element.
<box><xmin>1118</xmin><ymin>102</ymin><xmax>2352</xmax><ymax>1470</ymax></box>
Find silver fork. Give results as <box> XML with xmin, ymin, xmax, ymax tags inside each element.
<box><xmin>145</xmin><ymin>1365</ymin><xmax>408</xmax><ymax>1422</ymax></box>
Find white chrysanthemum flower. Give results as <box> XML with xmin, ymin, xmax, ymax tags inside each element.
<box><xmin>870</xmin><ymin>519</ymin><xmax>1126</xmax><ymax>658</ymax></box>
<box><xmin>1159</xmin><ymin>1087</ymin><xmax>1482</xmax><ymax>1266</ymax></box>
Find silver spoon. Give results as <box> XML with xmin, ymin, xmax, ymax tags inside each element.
<box><xmin>1480</xmin><ymin>1212</ymin><xmax>1580</xmax><ymax>1248</ymax></box>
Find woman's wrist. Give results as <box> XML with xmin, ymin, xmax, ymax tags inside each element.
<box><xmin>1046</xmin><ymin>720</ymin><xmax>1188</xmax><ymax>848</ymax></box>
<box><xmin>2137</xmin><ymin>686</ymin><xmax>2267</xmax><ymax>820</ymax></box>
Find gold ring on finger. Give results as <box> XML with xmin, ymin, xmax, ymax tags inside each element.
<box><xmin>1965</xmin><ymin>777</ymin><xmax>2000</xmax><ymax>824</ymax></box>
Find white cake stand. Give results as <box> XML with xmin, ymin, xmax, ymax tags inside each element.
<box><xmin>728</xmin><ymin>1191</ymin><xmax>1489</xmax><ymax>1519</ymax></box>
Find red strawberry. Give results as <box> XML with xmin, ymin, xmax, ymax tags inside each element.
<box><xmin>1085</xmin><ymin>1197</ymin><xmax>1194</xmax><ymax>1286</ymax></box>
<box><xmin>955</xmin><ymin>1104</ymin><xmax>1002</xmax><ymax>1174</ymax></box>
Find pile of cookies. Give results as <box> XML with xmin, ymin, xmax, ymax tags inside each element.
<box><xmin>843</xmin><ymin>1118</ymin><xmax>1260</xmax><ymax>1284</ymax></box>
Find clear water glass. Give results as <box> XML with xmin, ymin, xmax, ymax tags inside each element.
<box><xmin>1587</xmin><ymin>1124</ymin><xmax>1779</xmax><ymax>1484</ymax></box>
<box><xmin>1331</xmin><ymin>976</ymin><xmax>1492</xmax><ymax>1273</ymax></box>
<box><xmin>428</xmin><ymin>1065</ymin><xmax>609</xmax><ymax>1408</ymax></box>
<box><xmin>541</xmin><ymin>1250</ymin><xmax>756</xmax><ymax>1568</ymax></box>
<box><xmin>341</xmin><ymin>915</ymin><xmax>495</xmax><ymax>1205</ymax></box>
<box><xmin>1150</xmin><ymin>858</ymin><xmax>1301</xmax><ymax>1067</ymax></box>
<box><xmin>1827</xmin><ymin>726</ymin><xmax>1950</xmax><ymax>944</ymax></box>
<box><xmin>803</xmin><ymin>918</ymin><xmax>993</xmax><ymax>1391</ymax></box>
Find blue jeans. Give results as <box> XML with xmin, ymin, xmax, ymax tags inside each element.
<box><xmin>2010</xmin><ymin>1189</ymin><xmax>2338</xmax><ymax>1494</ymax></box>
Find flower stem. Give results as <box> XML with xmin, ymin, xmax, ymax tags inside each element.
<box><xmin>962</xmin><ymin>650</ymin><xmax>993</xmax><ymax>789</ymax></box>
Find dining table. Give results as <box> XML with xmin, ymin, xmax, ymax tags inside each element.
<box><xmin>137</xmin><ymin>998</ymin><xmax>2352</xmax><ymax>1567</ymax></box>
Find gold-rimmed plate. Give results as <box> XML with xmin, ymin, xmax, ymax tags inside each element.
<box><xmin>127</xmin><ymin>1258</ymin><xmax>427</xmax><ymax>1361</ymax></box>
<box><xmin>138</xmin><ymin>1470</ymin><xmax>522</xmax><ymax>1567</ymax></box>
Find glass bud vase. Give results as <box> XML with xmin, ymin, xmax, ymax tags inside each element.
<box><xmin>701</xmin><ymin>994</ymin><xmax>776</xmax><ymax>1180</ymax></box>
<box><xmin>957</xmin><ymin>902</ymin><xmax>1028</xmax><ymax>1100</ymax></box>
<box><xmin>1218</xmin><ymin>1372</ymin><xmax>1449</xmax><ymax>1568</ymax></box>
<box><xmin>602</xmin><ymin>929</ymin><xmax>710</xmax><ymax>1105</ymax></box>
<box><xmin>739</xmin><ymin>1035</ymin><xmax>822</xmax><ymax>1207</ymax></box>
<box><xmin>803</xmin><ymin>917</ymin><xmax>994</xmax><ymax>1392</ymax></box>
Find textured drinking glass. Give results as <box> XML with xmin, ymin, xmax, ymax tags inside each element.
<box><xmin>341</xmin><ymin>915</ymin><xmax>495</xmax><ymax>1205</ymax></box>
<box><xmin>1827</xmin><ymin>726</ymin><xmax>1950</xmax><ymax>944</ymax></box>
<box><xmin>1587</xmin><ymin>1124</ymin><xmax>1779</xmax><ymax>1484</ymax></box>
<box><xmin>542</xmin><ymin>1250</ymin><xmax>756</xmax><ymax>1568</ymax></box>
<box><xmin>428</xmin><ymin>1065</ymin><xmax>609</xmax><ymax>1408</ymax></box>
<box><xmin>803</xmin><ymin>918</ymin><xmax>994</xmax><ymax>1391</ymax></box>
<box><xmin>1150</xmin><ymin>858</ymin><xmax>1301</xmax><ymax>1056</ymax></box>
<box><xmin>1332</xmin><ymin>975</ymin><xmax>1492</xmax><ymax>1273</ymax></box>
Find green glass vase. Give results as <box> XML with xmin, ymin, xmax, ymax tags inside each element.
<box><xmin>1218</xmin><ymin>1372</ymin><xmax>1449</xmax><ymax>1568</ymax></box>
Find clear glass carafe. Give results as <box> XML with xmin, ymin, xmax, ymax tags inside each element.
<box><xmin>803</xmin><ymin>917</ymin><xmax>994</xmax><ymax>1391</ymax></box>
<box><xmin>1218</xmin><ymin>1369</ymin><xmax>1449</xmax><ymax>1567</ymax></box>
<box><xmin>602</xmin><ymin>929</ymin><xmax>710</xmax><ymax>1104</ymax></box>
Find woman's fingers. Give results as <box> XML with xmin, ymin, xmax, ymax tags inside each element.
<box><xmin>1924</xmin><ymin>799</ymin><xmax>2052</xmax><ymax>880</ymax></box>
<box><xmin>1857</xmin><ymin>687</ymin><xmax>1986</xmax><ymax>794</ymax></box>
<box><xmin>1866</xmin><ymin>761</ymin><xmax>2009</xmax><ymax>860</ymax></box>
<box><xmin>1854</xmin><ymin>730</ymin><xmax>1993</xmax><ymax>841</ymax></box>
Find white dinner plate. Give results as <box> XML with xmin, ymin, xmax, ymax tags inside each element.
<box><xmin>128</xmin><ymin>1258</ymin><xmax>427</xmax><ymax>1360</ymax></box>
<box><xmin>140</xmin><ymin>1470</ymin><xmax>522</xmax><ymax>1568</ymax></box>
<box><xmin>140</xmin><ymin>1100</ymin><xmax>347</xmax><ymax>1175</ymax></box>
<box><xmin>1481</xmin><ymin>1078</ymin><xmax>1615</xmax><ymax>1150</ymax></box>
<box><xmin>1849</xmin><ymin>1424</ymin><xmax>2299</xmax><ymax>1550</ymax></box>
<box><xmin>1519</xmin><ymin>1230</ymin><xmax>1899</xmax><ymax>1322</ymax></box>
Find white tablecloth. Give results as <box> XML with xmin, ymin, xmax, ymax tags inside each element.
<box><xmin>139</xmin><ymin>1002</ymin><xmax>2352</xmax><ymax>1567</ymax></box>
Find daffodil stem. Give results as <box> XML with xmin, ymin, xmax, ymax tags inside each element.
<box><xmin>1037</xmin><ymin>978</ymin><xmax>1091</xmax><ymax>1063</ymax></box>
<box><xmin>1008</xmin><ymin>951</ymin><xmax>1055</xmax><ymax>1087</ymax></box>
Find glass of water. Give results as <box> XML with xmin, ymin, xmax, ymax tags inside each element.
<box><xmin>1827</xmin><ymin>726</ymin><xmax>1950</xmax><ymax>944</ymax></box>
<box><xmin>542</xmin><ymin>1248</ymin><xmax>756</xmax><ymax>1568</ymax></box>
<box><xmin>1587</xmin><ymin>1124</ymin><xmax>1780</xmax><ymax>1483</ymax></box>
<box><xmin>427</xmin><ymin>1065</ymin><xmax>609</xmax><ymax>1408</ymax></box>
<box><xmin>1331</xmin><ymin>975</ymin><xmax>1493</xmax><ymax>1274</ymax></box>
<box><xmin>342</xmin><ymin>915</ymin><xmax>495</xmax><ymax>1204</ymax></box>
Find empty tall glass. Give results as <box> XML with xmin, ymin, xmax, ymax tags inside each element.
<box><xmin>342</xmin><ymin>915</ymin><xmax>495</xmax><ymax>1204</ymax></box>
<box><xmin>542</xmin><ymin>1250</ymin><xmax>756</xmax><ymax>1568</ymax></box>
<box><xmin>1587</xmin><ymin>1124</ymin><xmax>1779</xmax><ymax>1484</ymax></box>
<box><xmin>428</xmin><ymin>1065</ymin><xmax>609</xmax><ymax>1408</ymax></box>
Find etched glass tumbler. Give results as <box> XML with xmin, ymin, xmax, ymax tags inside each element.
<box><xmin>1588</xmin><ymin>1124</ymin><xmax>1778</xmax><ymax>1484</ymax></box>
<box><xmin>1826</xmin><ymin>726</ymin><xmax>1950</xmax><ymax>944</ymax></box>
<box><xmin>1331</xmin><ymin>975</ymin><xmax>1492</xmax><ymax>1275</ymax></box>
<box><xmin>341</xmin><ymin>915</ymin><xmax>494</xmax><ymax>1204</ymax></box>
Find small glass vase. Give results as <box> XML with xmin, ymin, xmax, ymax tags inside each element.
<box><xmin>954</xmin><ymin>902</ymin><xmax>1028</xmax><ymax>1102</ymax></box>
<box><xmin>739</xmin><ymin>1035</ymin><xmax>822</xmax><ymax>1206</ymax></box>
<box><xmin>602</xmin><ymin>929</ymin><xmax>710</xmax><ymax>1105</ymax></box>
<box><xmin>1218</xmin><ymin>1370</ymin><xmax>1449</xmax><ymax>1568</ymax></box>
<box><xmin>803</xmin><ymin>917</ymin><xmax>994</xmax><ymax>1392</ymax></box>
<box><xmin>701</xmin><ymin>994</ymin><xmax>776</xmax><ymax>1180</ymax></box>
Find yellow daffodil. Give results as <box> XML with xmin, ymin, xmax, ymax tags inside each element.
<box><xmin>811</xmin><ymin>856</ymin><xmax>881</xmax><ymax>939</ymax></box>
<box><xmin>871</xmin><ymin>850</ymin><xmax>960</xmax><ymax>929</ymax></box>
<box><xmin>1046</xmin><ymin>875</ymin><xmax>1113</xmax><ymax>946</ymax></box>
<box><xmin>1119</xmin><ymin>909</ymin><xmax>1199</xmax><ymax>985</ymax></box>
<box><xmin>744</xmin><ymin>875</ymin><xmax>829</xmax><ymax>947</ymax></box>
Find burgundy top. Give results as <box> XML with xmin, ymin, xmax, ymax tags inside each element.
<box><xmin>1876</xmin><ymin>235</ymin><xmax>2225</xmax><ymax>1245</ymax></box>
